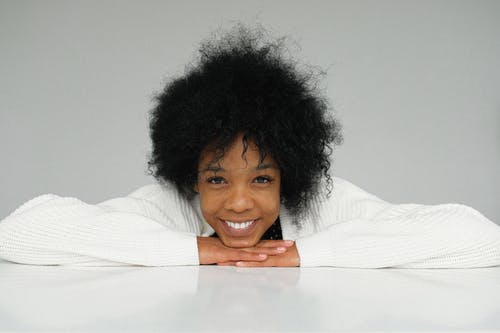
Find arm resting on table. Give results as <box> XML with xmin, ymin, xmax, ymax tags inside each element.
<box><xmin>296</xmin><ymin>203</ymin><xmax>500</xmax><ymax>268</ymax></box>
<box><xmin>0</xmin><ymin>192</ymin><xmax>199</xmax><ymax>266</ymax></box>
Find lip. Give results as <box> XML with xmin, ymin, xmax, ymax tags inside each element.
<box><xmin>218</xmin><ymin>218</ymin><xmax>259</xmax><ymax>237</ymax></box>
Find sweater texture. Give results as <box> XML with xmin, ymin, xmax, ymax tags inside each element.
<box><xmin>1</xmin><ymin>177</ymin><xmax>499</xmax><ymax>268</ymax></box>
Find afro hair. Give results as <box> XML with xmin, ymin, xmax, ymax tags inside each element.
<box><xmin>147</xmin><ymin>25</ymin><xmax>343</xmax><ymax>218</ymax></box>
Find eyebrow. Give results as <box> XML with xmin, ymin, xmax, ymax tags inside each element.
<box><xmin>198</xmin><ymin>163</ymin><xmax>278</xmax><ymax>173</ymax></box>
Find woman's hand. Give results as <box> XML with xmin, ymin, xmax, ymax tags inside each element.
<box><xmin>222</xmin><ymin>242</ymin><xmax>300</xmax><ymax>267</ymax></box>
<box><xmin>197</xmin><ymin>237</ymin><xmax>299</xmax><ymax>266</ymax></box>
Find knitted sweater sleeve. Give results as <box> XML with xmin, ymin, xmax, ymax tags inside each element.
<box><xmin>0</xmin><ymin>185</ymin><xmax>199</xmax><ymax>266</ymax></box>
<box><xmin>295</xmin><ymin>179</ymin><xmax>500</xmax><ymax>268</ymax></box>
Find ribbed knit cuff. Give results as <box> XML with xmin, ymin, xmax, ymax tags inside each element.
<box><xmin>295</xmin><ymin>230</ymin><xmax>333</xmax><ymax>267</ymax></box>
<box><xmin>157</xmin><ymin>232</ymin><xmax>200</xmax><ymax>266</ymax></box>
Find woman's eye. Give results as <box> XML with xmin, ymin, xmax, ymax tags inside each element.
<box><xmin>254</xmin><ymin>176</ymin><xmax>271</xmax><ymax>184</ymax></box>
<box><xmin>207</xmin><ymin>177</ymin><xmax>225</xmax><ymax>185</ymax></box>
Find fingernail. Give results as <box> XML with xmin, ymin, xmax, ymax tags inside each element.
<box><xmin>259</xmin><ymin>254</ymin><xmax>267</xmax><ymax>259</ymax></box>
<box><xmin>284</xmin><ymin>240</ymin><xmax>294</xmax><ymax>245</ymax></box>
<box><xmin>276</xmin><ymin>247</ymin><xmax>286</xmax><ymax>252</ymax></box>
<box><xmin>236</xmin><ymin>261</ymin><xmax>244</xmax><ymax>266</ymax></box>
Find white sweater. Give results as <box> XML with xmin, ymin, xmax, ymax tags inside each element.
<box><xmin>1</xmin><ymin>177</ymin><xmax>499</xmax><ymax>268</ymax></box>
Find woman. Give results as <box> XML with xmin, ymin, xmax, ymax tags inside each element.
<box><xmin>1</xmin><ymin>27</ymin><xmax>499</xmax><ymax>268</ymax></box>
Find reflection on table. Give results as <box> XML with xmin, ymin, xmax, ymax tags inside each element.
<box><xmin>0</xmin><ymin>259</ymin><xmax>499</xmax><ymax>332</ymax></box>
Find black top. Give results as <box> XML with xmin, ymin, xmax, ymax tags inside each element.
<box><xmin>210</xmin><ymin>218</ymin><xmax>283</xmax><ymax>240</ymax></box>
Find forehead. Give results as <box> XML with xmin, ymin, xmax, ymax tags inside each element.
<box><xmin>198</xmin><ymin>136</ymin><xmax>275</xmax><ymax>169</ymax></box>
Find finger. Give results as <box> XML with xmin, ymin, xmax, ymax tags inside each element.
<box><xmin>226</xmin><ymin>250</ymin><xmax>268</xmax><ymax>262</ymax></box>
<box><xmin>235</xmin><ymin>261</ymin><xmax>268</xmax><ymax>267</ymax></box>
<box><xmin>235</xmin><ymin>252</ymin><xmax>298</xmax><ymax>267</ymax></box>
<box><xmin>243</xmin><ymin>247</ymin><xmax>288</xmax><ymax>255</ymax></box>
<box><xmin>217</xmin><ymin>262</ymin><xmax>236</xmax><ymax>266</ymax></box>
<box><xmin>256</xmin><ymin>240</ymin><xmax>295</xmax><ymax>248</ymax></box>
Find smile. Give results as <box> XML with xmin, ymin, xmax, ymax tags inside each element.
<box><xmin>224</xmin><ymin>220</ymin><xmax>255</xmax><ymax>229</ymax></box>
<box><xmin>218</xmin><ymin>218</ymin><xmax>259</xmax><ymax>237</ymax></box>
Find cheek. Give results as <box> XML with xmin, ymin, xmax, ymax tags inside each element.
<box><xmin>268</xmin><ymin>199</ymin><xmax>281</xmax><ymax>217</ymax></box>
<box><xmin>257</xmin><ymin>190</ymin><xmax>281</xmax><ymax>217</ymax></box>
<box><xmin>198</xmin><ymin>190</ymin><xmax>222</xmax><ymax>219</ymax></box>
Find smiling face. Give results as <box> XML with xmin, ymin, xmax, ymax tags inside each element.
<box><xmin>194</xmin><ymin>135</ymin><xmax>281</xmax><ymax>248</ymax></box>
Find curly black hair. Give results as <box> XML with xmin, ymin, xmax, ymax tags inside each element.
<box><xmin>148</xmin><ymin>25</ymin><xmax>343</xmax><ymax>217</ymax></box>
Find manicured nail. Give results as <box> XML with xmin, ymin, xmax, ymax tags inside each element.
<box><xmin>236</xmin><ymin>261</ymin><xmax>244</xmax><ymax>266</ymax></box>
<box><xmin>284</xmin><ymin>240</ymin><xmax>294</xmax><ymax>245</ymax></box>
<box><xmin>276</xmin><ymin>247</ymin><xmax>286</xmax><ymax>252</ymax></box>
<box><xmin>259</xmin><ymin>254</ymin><xmax>267</xmax><ymax>259</ymax></box>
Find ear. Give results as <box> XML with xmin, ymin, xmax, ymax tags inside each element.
<box><xmin>193</xmin><ymin>183</ymin><xmax>199</xmax><ymax>193</ymax></box>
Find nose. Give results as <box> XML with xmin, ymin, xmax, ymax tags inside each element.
<box><xmin>224</xmin><ymin>185</ymin><xmax>255</xmax><ymax>213</ymax></box>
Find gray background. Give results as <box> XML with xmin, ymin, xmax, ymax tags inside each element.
<box><xmin>1</xmin><ymin>0</ymin><xmax>499</xmax><ymax>225</ymax></box>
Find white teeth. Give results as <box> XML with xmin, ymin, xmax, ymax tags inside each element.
<box><xmin>224</xmin><ymin>220</ymin><xmax>254</xmax><ymax>230</ymax></box>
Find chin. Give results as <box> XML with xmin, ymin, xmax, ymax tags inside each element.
<box><xmin>220</xmin><ymin>235</ymin><xmax>260</xmax><ymax>248</ymax></box>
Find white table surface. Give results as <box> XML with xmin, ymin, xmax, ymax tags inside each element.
<box><xmin>0</xmin><ymin>259</ymin><xmax>499</xmax><ymax>332</ymax></box>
